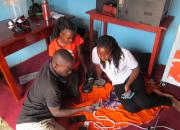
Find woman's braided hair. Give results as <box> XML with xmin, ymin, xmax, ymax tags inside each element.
<box><xmin>97</xmin><ymin>35</ymin><xmax>124</xmax><ymax>69</ymax></box>
<box><xmin>53</xmin><ymin>17</ymin><xmax>77</xmax><ymax>39</ymax></box>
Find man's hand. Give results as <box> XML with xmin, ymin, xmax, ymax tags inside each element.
<box><xmin>83</xmin><ymin>106</ymin><xmax>94</xmax><ymax>113</ymax></box>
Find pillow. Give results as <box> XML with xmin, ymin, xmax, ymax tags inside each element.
<box><xmin>131</xmin><ymin>50</ymin><xmax>151</xmax><ymax>73</ymax></box>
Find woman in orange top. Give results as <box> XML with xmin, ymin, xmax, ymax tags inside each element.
<box><xmin>49</xmin><ymin>17</ymin><xmax>87</xmax><ymax>98</ymax></box>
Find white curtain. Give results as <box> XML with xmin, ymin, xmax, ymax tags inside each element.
<box><xmin>10</xmin><ymin>0</ymin><xmax>28</xmax><ymax>18</ymax></box>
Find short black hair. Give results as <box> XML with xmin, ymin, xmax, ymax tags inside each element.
<box><xmin>97</xmin><ymin>35</ymin><xmax>124</xmax><ymax>69</ymax></box>
<box><xmin>53</xmin><ymin>17</ymin><xmax>77</xmax><ymax>39</ymax></box>
<box><xmin>53</xmin><ymin>49</ymin><xmax>74</xmax><ymax>63</ymax></box>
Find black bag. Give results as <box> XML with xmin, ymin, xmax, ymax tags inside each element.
<box><xmin>28</xmin><ymin>0</ymin><xmax>42</xmax><ymax>17</ymax></box>
<box><xmin>131</xmin><ymin>50</ymin><xmax>151</xmax><ymax>73</ymax></box>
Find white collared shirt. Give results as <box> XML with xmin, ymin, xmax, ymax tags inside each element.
<box><xmin>92</xmin><ymin>47</ymin><xmax>138</xmax><ymax>85</ymax></box>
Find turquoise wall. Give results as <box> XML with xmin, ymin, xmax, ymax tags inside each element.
<box><xmin>0</xmin><ymin>0</ymin><xmax>180</xmax><ymax>67</ymax></box>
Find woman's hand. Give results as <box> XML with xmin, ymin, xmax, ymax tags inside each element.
<box><xmin>124</xmin><ymin>85</ymin><xmax>130</xmax><ymax>92</ymax></box>
<box><xmin>124</xmin><ymin>67</ymin><xmax>140</xmax><ymax>92</ymax></box>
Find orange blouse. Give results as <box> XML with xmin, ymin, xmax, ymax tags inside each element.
<box><xmin>48</xmin><ymin>34</ymin><xmax>84</xmax><ymax>70</ymax></box>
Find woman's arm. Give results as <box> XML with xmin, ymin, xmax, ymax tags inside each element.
<box><xmin>94</xmin><ymin>64</ymin><xmax>103</xmax><ymax>79</ymax></box>
<box><xmin>125</xmin><ymin>67</ymin><xmax>140</xmax><ymax>92</ymax></box>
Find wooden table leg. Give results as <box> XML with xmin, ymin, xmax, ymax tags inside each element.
<box><xmin>0</xmin><ymin>49</ymin><xmax>20</xmax><ymax>101</ymax></box>
<box><xmin>89</xmin><ymin>16</ymin><xmax>94</xmax><ymax>44</ymax></box>
<box><xmin>45</xmin><ymin>37</ymin><xmax>51</xmax><ymax>52</ymax></box>
<box><xmin>148</xmin><ymin>29</ymin><xmax>165</xmax><ymax>77</ymax></box>
<box><xmin>103</xmin><ymin>22</ymin><xmax>107</xmax><ymax>35</ymax></box>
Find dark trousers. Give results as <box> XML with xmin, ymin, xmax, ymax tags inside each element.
<box><xmin>114</xmin><ymin>74</ymin><xmax>172</xmax><ymax>113</ymax></box>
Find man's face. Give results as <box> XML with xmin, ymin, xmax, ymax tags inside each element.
<box><xmin>60</xmin><ymin>29</ymin><xmax>75</xmax><ymax>44</ymax></box>
<box><xmin>97</xmin><ymin>46</ymin><xmax>112</xmax><ymax>62</ymax></box>
<box><xmin>52</xmin><ymin>58</ymin><xmax>73</xmax><ymax>77</ymax></box>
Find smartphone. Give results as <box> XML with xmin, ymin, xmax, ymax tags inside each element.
<box><xmin>69</xmin><ymin>115</ymin><xmax>86</xmax><ymax>123</ymax></box>
<box><xmin>79</xmin><ymin>125</ymin><xmax>88</xmax><ymax>130</ymax></box>
<box><xmin>121</xmin><ymin>91</ymin><xmax>135</xmax><ymax>99</ymax></box>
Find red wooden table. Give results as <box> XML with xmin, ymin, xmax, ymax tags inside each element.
<box><xmin>86</xmin><ymin>9</ymin><xmax>173</xmax><ymax>77</ymax></box>
<box><xmin>0</xmin><ymin>17</ymin><xmax>55</xmax><ymax>101</ymax></box>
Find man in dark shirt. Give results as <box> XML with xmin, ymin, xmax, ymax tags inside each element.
<box><xmin>16</xmin><ymin>49</ymin><xmax>92</xmax><ymax>130</ymax></box>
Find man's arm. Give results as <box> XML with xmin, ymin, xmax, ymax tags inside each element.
<box><xmin>48</xmin><ymin>106</ymin><xmax>92</xmax><ymax>117</ymax></box>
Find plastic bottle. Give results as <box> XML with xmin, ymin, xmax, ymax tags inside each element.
<box><xmin>41</xmin><ymin>0</ymin><xmax>50</xmax><ymax>20</ymax></box>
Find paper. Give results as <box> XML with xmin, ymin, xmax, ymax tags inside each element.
<box><xmin>51</xmin><ymin>11</ymin><xmax>64</xmax><ymax>20</ymax></box>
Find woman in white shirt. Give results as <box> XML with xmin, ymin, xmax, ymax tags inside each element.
<box><xmin>92</xmin><ymin>35</ymin><xmax>180</xmax><ymax>113</ymax></box>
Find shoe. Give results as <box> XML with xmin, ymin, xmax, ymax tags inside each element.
<box><xmin>82</xmin><ymin>73</ymin><xmax>94</xmax><ymax>93</ymax></box>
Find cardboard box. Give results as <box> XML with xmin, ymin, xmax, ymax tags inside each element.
<box><xmin>116</xmin><ymin>0</ymin><xmax>172</xmax><ymax>26</ymax></box>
